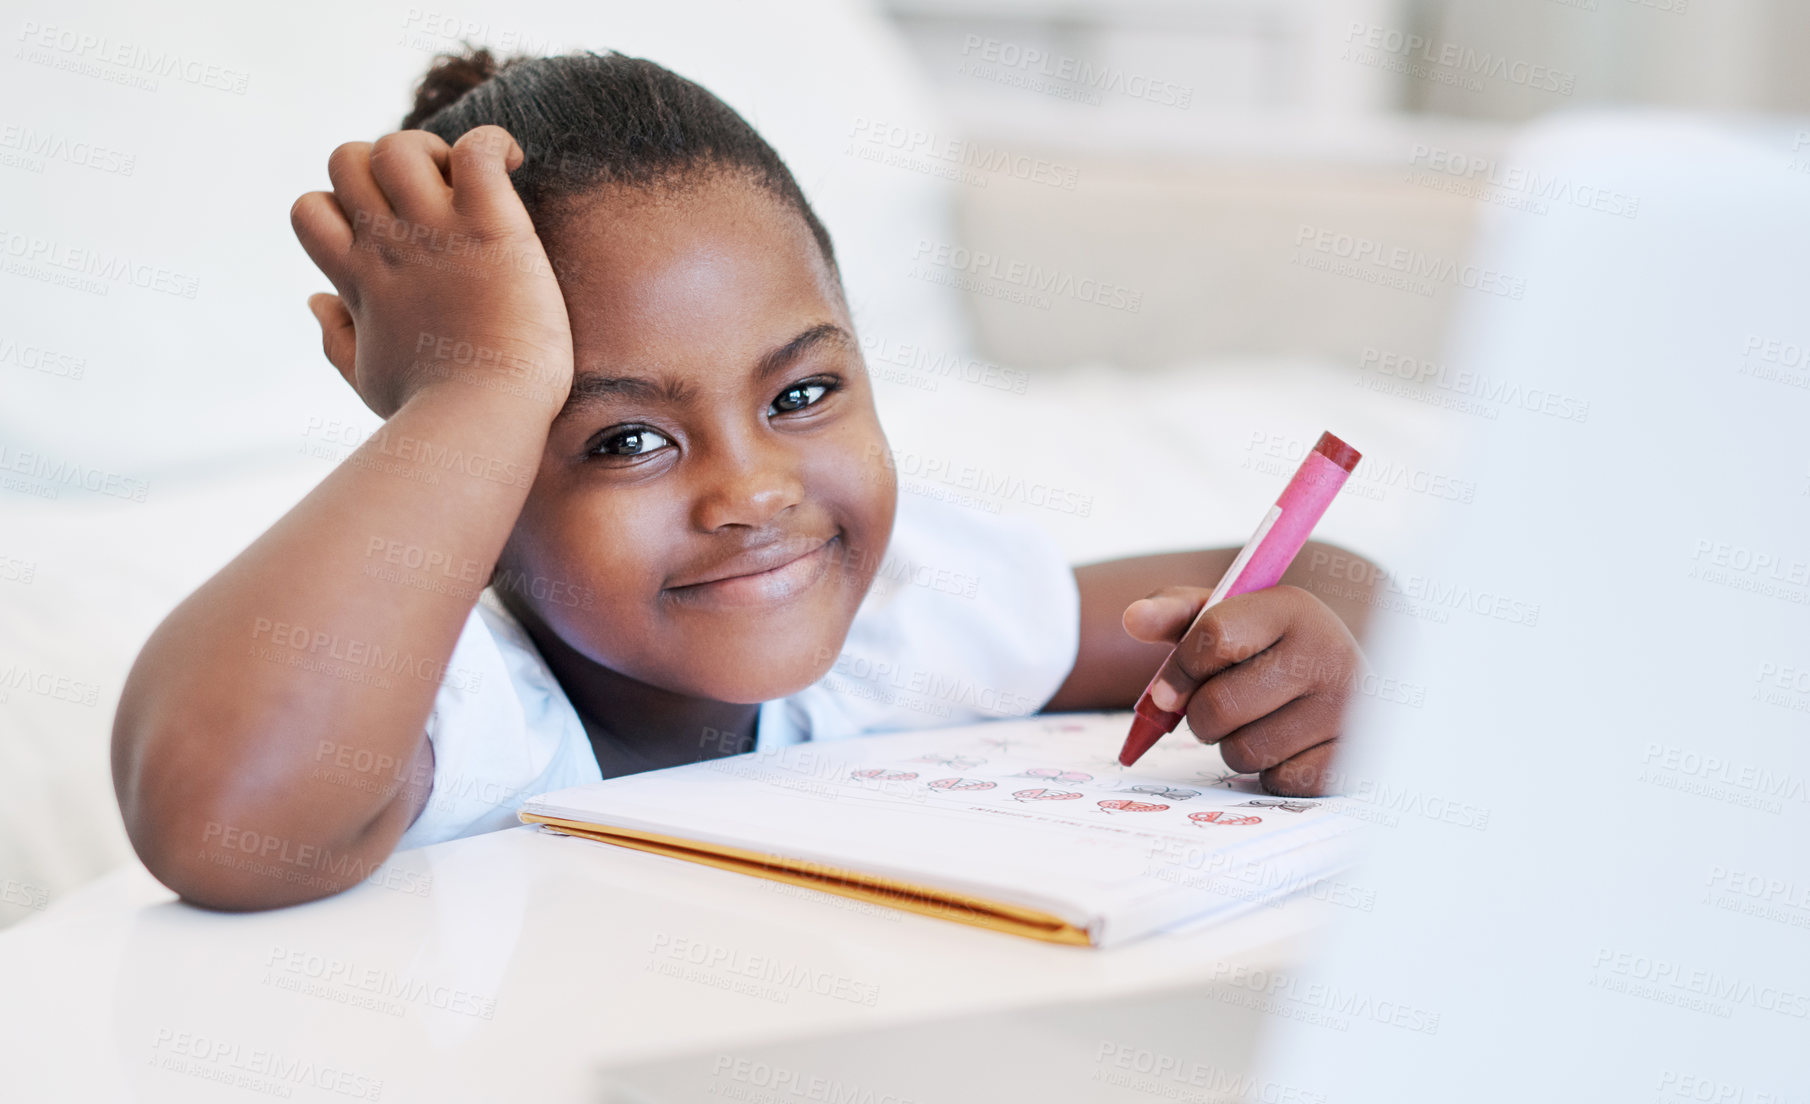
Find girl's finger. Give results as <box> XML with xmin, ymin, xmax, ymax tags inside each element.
<box><xmin>366</xmin><ymin>130</ymin><xmax>455</xmax><ymax>222</ymax></box>
<box><xmin>447</xmin><ymin>125</ymin><xmax>528</xmax><ymax>226</ymax></box>
<box><xmin>1121</xmin><ymin>585</ymin><xmax>1211</xmax><ymax>643</ymax></box>
<box><xmin>289</xmin><ymin>191</ymin><xmax>354</xmax><ymax>284</ymax></box>
<box><xmin>1216</xmin><ymin>695</ymin><xmax>1337</xmax><ymax>777</ymax></box>
<box><xmin>1144</xmin><ymin>588</ymin><xmax>1301</xmax><ymax>712</ymax></box>
<box><xmin>1183</xmin><ymin>645</ymin><xmax>1310</xmax><ymax>744</ymax></box>
<box><xmin>324</xmin><ymin>141</ymin><xmax>393</xmax><ymax>232</ymax></box>
<box><xmin>1257</xmin><ymin>736</ymin><xmax>1342</xmax><ymax>798</ymax></box>
<box><xmin>306</xmin><ymin>293</ymin><xmax>357</xmax><ymax>389</ymax></box>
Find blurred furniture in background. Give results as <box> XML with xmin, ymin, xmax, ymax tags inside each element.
<box><xmin>879</xmin><ymin>0</ymin><xmax>1495</xmax><ymax>369</ymax></box>
<box><xmin>1416</xmin><ymin>0</ymin><xmax>1810</xmax><ymax>119</ymax></box>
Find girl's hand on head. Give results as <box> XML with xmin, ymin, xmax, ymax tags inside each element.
<box><xmin>1122</xmin><ymin>586</ymin><xmax>1361</xmax><ymax>797</ymax></box>
<box><xmin>289</xmin><ymin>125</ymin><xmax>574</xmax><ymax>420</ymax></box>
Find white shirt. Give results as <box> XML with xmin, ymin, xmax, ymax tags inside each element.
<box><xmin>396</xmin><ymin>491</ymin><xmax>1082</xmax><ymax>849</ymax></box>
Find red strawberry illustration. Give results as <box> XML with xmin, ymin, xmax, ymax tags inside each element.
<box><xmin>1189</xmin><ymin>810</ymin><xmax>1262</xmax><ymax>826</ymax></box>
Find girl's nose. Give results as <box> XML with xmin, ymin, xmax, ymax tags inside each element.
<box><xmin>690</xmin><ymin>439</ymin><xmax>806</xmax><ymax>532</ymax></box>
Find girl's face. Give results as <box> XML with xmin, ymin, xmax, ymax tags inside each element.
<box><xmin>497</xmin><ymin>176</ymin><xmax>897</xmax><ymax>705</ymax></box>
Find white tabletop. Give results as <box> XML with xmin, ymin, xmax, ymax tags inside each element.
<box><xmin>0</xmin><ymin>822</ymin><xmax>1339</xmax><ymax>1102</ymax></box>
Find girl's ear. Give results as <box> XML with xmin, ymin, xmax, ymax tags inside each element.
<box><xmin>306</xmin><ymin>292</ymin><xmax>358</xmax><ymax>393</ymax></box>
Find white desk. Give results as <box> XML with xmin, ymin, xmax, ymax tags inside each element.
<box><xmin>0</xmin><ymin>823</ymin><xmax>1340</xmax><ymax>1102</ymax></box>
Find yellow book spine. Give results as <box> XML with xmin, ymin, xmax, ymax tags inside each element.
<box><xmin>519</xmin><ymin>814</ymin><xmax>1094</xmax><ymax>947</ymax></box>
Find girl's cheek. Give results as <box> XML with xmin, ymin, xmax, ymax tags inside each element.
<box><xmin>570</xmin><ymin>504</ymin><xmax>659</xmax><ymax>580</ymax></box>
<box><xmin>829</xmin><ymin>422</ymin><xmax>894</xmax><ymax>503</ymax></box>
<box><xmin>832</xmin><ymin>435</ymin><xmax>896</xmax><ymax>561</ymax></box>
<box><xmin>514</xmin><ymin>498</ymin><xmax>627</xmax><ymax>601</ymax></box>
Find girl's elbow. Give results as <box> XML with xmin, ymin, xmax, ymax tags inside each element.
<box><xmin>113</xmin><ymin>719</ymin><xmax>368</xmax><ymax>913</ymax></box>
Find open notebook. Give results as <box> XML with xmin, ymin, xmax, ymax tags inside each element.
<box><xmin>518</xmin><ymin>711</ymin><xmax>1361</xmax><ymax>948</ymax></box>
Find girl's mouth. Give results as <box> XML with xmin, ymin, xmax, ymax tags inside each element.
<box><xmin>663</xmin><ymin>534</ymin><xmax>839</xmax><ymax>610</ymax></box>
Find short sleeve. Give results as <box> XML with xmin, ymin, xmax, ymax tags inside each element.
<box><xmin>755</xmin><ymin>491</ymin><xmax>1081</xmax><ymax>751</ymax></box>
<box><xmin>394</xmin><ymin>593</ymin><xmax>601</xmax><ymax>850</ymax></box>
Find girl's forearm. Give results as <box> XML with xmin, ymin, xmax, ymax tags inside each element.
<box><xmin>111</xmin><ymin>381</ymin><xmax>553</xmax><ymax>909</ymax></box>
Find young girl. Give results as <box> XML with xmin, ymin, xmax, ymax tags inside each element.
<box><xmin>111</xmin><ymin>49</ymin><xmax>1379</xmax><ymax>910</ymax></box>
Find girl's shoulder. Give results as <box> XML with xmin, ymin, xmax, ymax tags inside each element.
<box><xmin>768</xmin><ymin>491</ymin><xmax>1081</xmax><ymax>741</ymax></box>
<box><xmin>394</xmin><ymin>593</ymin><xmax>601</xmax><ymax>850</ymax></box>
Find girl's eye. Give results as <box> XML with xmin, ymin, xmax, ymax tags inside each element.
<box><xmin>592</xmin><ymin>425</ymin><xmax>673</xmax><ymax>458</ymax></box>
<box><xmin>771</xmin><ymin>377</ymin><xmax>838</xmax><ymax>415</ymax></box>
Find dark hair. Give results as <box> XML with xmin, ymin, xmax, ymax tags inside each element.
<box><xmin>402</xmin><ymin>47</ymin><xmax>837</xmax><ymax>274</ymax></box>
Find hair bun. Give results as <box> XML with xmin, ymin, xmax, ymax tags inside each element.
<box><xmin>402</xmin><ymin>47</ymin><xmax>500</xmax><ymax>130</ymax></box>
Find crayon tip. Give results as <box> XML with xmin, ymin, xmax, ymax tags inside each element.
<box><xmin>1118</xmin><ymin>713</ymin><xmax>1171</xmax><ymax>767</ymax></box>
<box><xmin>1311</xmin><ymin>431</ymin><xmax>1361</xmax><ymax>473</ymax></box>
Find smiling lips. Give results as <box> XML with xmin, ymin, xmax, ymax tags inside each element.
<box><xmin>665</xmin><ymin>534</ymin><xmax>840</xmax><ymax>608</ymax></box>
